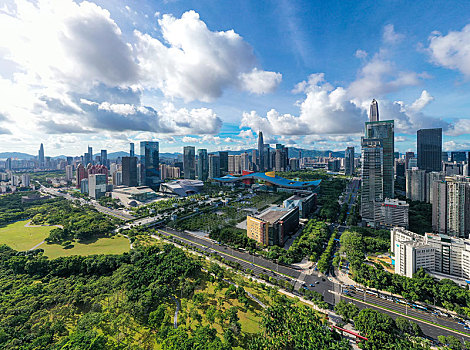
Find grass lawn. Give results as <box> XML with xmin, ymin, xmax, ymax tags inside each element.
<box><xmin>42</xmin><ymin>235</ymin><xmax>130</xmax><ymax>259</ymax></box>
<box><xmin>0</xmin><ymin>220</ymin><xmax>130</xmax><ymax>259</ymax></box>
<box><xmin>0</xmin><ymin>220</ymin><xmax>53</xmax><ymax>251</ymax></box>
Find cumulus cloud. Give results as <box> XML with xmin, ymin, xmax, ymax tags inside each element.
<box><xmin>239</xmin><ymin>68</ymin><xmax>282</xmax><ymax>94</ymax></box>
<box><xmin>0</xmin><ymin>126</ymin><xmax>11</xmax><ymax>134</ymax></box>
<box><xmin>348</xmin><ymin>55</ymin><xmax>424</xmax><ymax>99</ymax></box>
<box><xmin>383</xmin><ymin>24</ymin><xmax>404</xmax><ymax>44</ymax></box>
<box><xmin>241</xmin><ymin>69</ymin><xmax>454</xmax><ymax>137</ymax></box>
<box><xmin>41</xmin><ymin>120</ymin><xmax>93</xmax><ymax>134</ymax></box>
<box><xmin>0</xmin><ymin>2</ymin><xmax>280</xmax><ymax>143</ymax></box>
<box><xmin>446</xmin><ymin>119</ymin><xmax>470</xmax><ymax>136</ymax></box>
<box><xmin>0</xmin><ymin>0</ymin><xmax>138</xmax><ymax>90</ymax></box>
<box><xmin>355</xmin><ymin>49</ymin><xmax>368</xmax><ymax>59</ymax></box>
<box><xmin>134</xmin><ymin>10</ymin><xmax>281</xmax><ymax>101</ymax></box>
<box><xmin>241</xmin><ymin>73</ymin><xmax>366</xmax><ymax>135</ymax></box>
<box><xmin>428</xmin><ymin>24</ymin><xmax>470</xmax><ymax>77</ymax></box>
<box><xmin>80</xmin><ymin>100</ymin><xmax>222</xmax><ymax>135</ymax></box>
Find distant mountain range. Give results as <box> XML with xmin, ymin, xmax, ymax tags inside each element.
<box><xmin>0</xmin><ymin>151</ymin><xmax>185</xmax><ymax>160</ymax></box>
<box><xmin>3</xmin><ymin>148</ymin><xmax>467</xmax><ymax>161</ymax></box>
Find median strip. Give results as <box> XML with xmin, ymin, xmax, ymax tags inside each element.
<box><xmin>158</xmin><ymin>229</ymin><xmax>296</xmax><ymax>280</ymax></box>
<box><xmin>340</xmin><ymin>293</ymin><xmax>470</xmax><ymax>338</ymax></box>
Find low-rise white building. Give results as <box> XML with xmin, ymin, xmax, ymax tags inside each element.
<box><xmin>391</xmin><ymin>227</ymin><xmax>470</xmax><ymax>279</ymax></box>
<box><xmin>373</xmin><ymin>198</ymin><xmax>409</xmax><ymax>229</ymax></box>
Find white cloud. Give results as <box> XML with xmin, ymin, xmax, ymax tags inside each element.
<box><xmin>182</xmin><ymin>136</ymin><xmax>199</xmax><ymax>143</ymax></box>
<box><xmin>241</xmin><ymin>73</ymin><xmax>366</xmax><ymax>136</ymax></box>
<box><xmin>0</xmin><ymin>2</ymin><xmax>280</xmax><ymax>145</ymax></box>
<box><xmin>134</xmin><ymin>10</ymin><xmax>281</xmax><ymax>101</ymax></box>
<box><xmin>409</xmin><ymin>90</ymin><xmax>434</xmax><ymax>112</ymax></box>
<box><xmin>80</xmin><ymin>100</ymin><xmax>222</xmax><ymax>135</ymax></box>
<box><xmin>238</xmin><ymin>129</ymin><xmax>254</xmax><ymax>139</ymax></box>
<box><xmin>428</xmin><ymin>24</ymin><xmax>470</xmax><ymax>77</ymax></box>
<box><xmin>239</xmin><ymin>68</ymin><xmax>282</xmax><ymax>94</ymax></box>
<box><xmin>383</xmin><ymin>24</ymin><xmax>404</xmax><ymax>44</ymax></box>
<box><xmin>355</xmin><ymin>49</ymin><xmax>368</xmax><ymax>59</ymax></box>
<box><xmin>348</xmin><ymin>55</ymin><xmax>424</xmax><ymax>99</ymax></box>
<box><xmin>446</xmin><ymin>119</ymin><xmax>470</xmax><ymax>136</ymax></box>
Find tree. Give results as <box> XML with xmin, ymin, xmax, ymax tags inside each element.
<box><xmin>334</xmin><ymin>300</ymin><xmax>359</xmax><ymax>323</ymax></box>
<box><xmin>148</xmin><ymin>304</ymin><xmax>167</xmax><ymax>328</ymax></box>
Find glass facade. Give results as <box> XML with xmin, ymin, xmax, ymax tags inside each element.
<box><xmin>140</xmin><ymin>141</ymin><xmax>160</xmax><ymax>187</ymax></box>
<box><xmin>417</xmin><ymin>128</ymin><xmax>442</xmax><ymax>172</ymax></box>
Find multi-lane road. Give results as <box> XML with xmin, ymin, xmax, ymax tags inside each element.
<box><xmin>156</xmin><ymin>226</ymin><xmax>470</xmax><ymax>342</ymax></box>
<box><xmin>39</xmin><ymin>185</ymin><xmax>135</xmax><ymax>221</ymax></box>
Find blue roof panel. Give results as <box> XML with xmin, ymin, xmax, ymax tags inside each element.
<box><xmin>212</xmin><ymin>172</ymin><xmax>321</xmax><ymax>189</ymax></box>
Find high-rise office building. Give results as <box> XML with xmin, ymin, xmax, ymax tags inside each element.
<box><xmin>130</xmin><ymin>143</ymin><xmax>135</xmax><ymax>157</ymax></box>
<box><xmin>75</xmin><ymin>163</ymin><xmax>87</xmax><ymax>188</ymax></box>
<box><xmin>274</xmin><ymin>144</ymin><xmax>289</xmax><ymax>171</ymax></box>
<box><xmin>433</xmin><ymin>177</ymin><xmax>470</xmax><ymax>238</ymax></box>
<box><xmin>289</xmin><ymin>158</ymin><xmax>299</xmax><ymax>171</ymax></box>
<box><xmin>88</xmin><ymin>174</ymin><xmax>107</xmax><ymax>199</ymax></box>
<box><xmin>395</xmin><ymin>159</ymin><xmax>405</xmax><ymax>177</ymax></box>
<box><xmin>369</xmin><ymin>99</ymin><xmax>379</xmax><ymax>122</ymax></box>
<box><xmin>66</xmin><ymin>156</ymin><xmax>73</xmax><ymax>165</ymax></box>
<box><xmin>417</xmin><ymin>128</ymin><xmax>442</xmax><ymax>172</ymax></box>
<box><xmin>122</xmin><ymin>156</ymin><xmax>138</xmax><ymax>187</ymax></box>
<box><xmin>38</xmin><ymin>143</ymin><xmax>45</xmax><ymax>168</ymax></box>
<box><xmin>251</xmin><ymin>150</ymin><xmax>257</xmax><ymax>171</ymax></box>
<box><xmin>5</xmin><ymin>158</ymin><xmax>12</xmax><ymax>171</ymax></box>
<box><xmin>365</xmin><ymin>120</ymin><xmax>394</xmax><ymax>199</ymax></box>
<box><xmin>263</xmin><ymin>144</ymin><xmax>271</xmax><ymax>171</ymax></box>
<box><xmin>88</xmin><ymin>146</ymin><xmax>93</xmax><ymax>165</ymax></box>
<box><xmin>197</xmin><ymin>149</ymin><xmax>209</xmax><ymax>181</ymax></box>
<box><xmin>65</xmin><ymin>165</ymin><xmax>74</xmax><ymax>181</ymax></box>
<box><xmin>345</xmin><ymin>147</ymin><xmax>355</xmax><ymax>176</ymax></box>
<box><xmin>258</xmin><ymin>131</ymin><xmax>264</xmax><ymax>171</ymax></box>
<box><xmin>451</xmin><ymin>151</ymin><xmax>467</xmax><ymax>163</ymax></box>
<box><xmin>183</xmin><ymin>146</ymin><xmax>196</xmax><ymax>179</ymax></box>
<box><xmin>361</xmin><ymin>138</ymin><xmax>384</xmax><ymax>224</ymax></box>
<box><xmin>406</xmin><ymin>168</ymin><xmax>426</xmax><ymax>202</ymax></box>
<box><xmin>100</xmin><ymin>150</ymin><xmax>108</xmax><ymax>168</ymax></box>
<box><xmin>140</xmin><ymin>142</ymin><xmax>160</xmax><ymax>187</ymax></box>
<box><xmin>208</xmin><ymin>154</ymin><xmax>221</xmax><ymax>179</ymax></box>
<box><xmin>405</xmin><ymin>151</ymin><xmax>415</xmax><ymax>170</ymax></box>
<box><xmin>219</xmin><ymin>151</ymin><xmax>228</xmax><ymax>173</ymax></box>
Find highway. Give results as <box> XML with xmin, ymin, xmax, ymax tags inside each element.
<box><xmin>156</xmin><ymin>226</ymin><xmax>470</xmax><ymax>341</ymax></box>
<box><xmin>39</xmin><ymin>185</ymin><xmax>135</xmax><ymax>221</ymax></box>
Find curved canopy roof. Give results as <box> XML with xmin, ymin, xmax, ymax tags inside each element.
<box><xmin>212</xmin><ymin>172</ymin><xmax>321</xmax><ymax>189</ymax></box>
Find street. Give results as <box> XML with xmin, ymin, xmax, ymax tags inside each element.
<box><xmin>156</xmin><ymin>226</ymin><xmax>470</xmax><ymax>341</ymax></box>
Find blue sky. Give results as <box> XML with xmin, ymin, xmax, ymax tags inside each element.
<box><xmin>0</xmin><ymin>0</ymin><xmax>470</xmax><ymax>156</ymax></box>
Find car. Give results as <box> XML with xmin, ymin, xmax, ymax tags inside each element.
<box><xmin>315</xmin><ymin>281</ymin><xmax>320</xmax><ymax>284</ymax></box>
<box><xmin>310</xmin><ymin>284</ymin><xmax>315</xmax><ymax>287</ymax></box>
<box><xmin>322</xmin><ymin>278</ymin><xmax>325</xmax><ymax>281</ymax></box>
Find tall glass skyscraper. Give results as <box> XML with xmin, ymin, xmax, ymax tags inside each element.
<box><xmin>100</xmin><ymin>149</ymin><xmax>108</xmax><ymax>167</ymax></box>
<box><xmin>258</xmin><ymin>131</ymin><xmax>264</xmax><ymax>171</ymax></box>
<box><xmin>130</xmin><ymin>143</ymin><xmax>135</xmax><ymax>157</ymax></box>
<box><xmin>140</xmin><ymin>141</ymin><xmax>160</xmax><ymax>187</ymax></box>
<box><xmin>365</xmin><ymin>120</ymin><xmax>394</xmax><ymax>199</ymax></box>
<box><xmin>219</xmin><ymin>151</ymin><xmax>228</xmax><ymax>173</ymax></box>
<box><xmin>183</xmin><ymin>146</ymin><xmax>196</xmax><ymax>179</ymax></box>
<box><xmin>345</xmin><ymin>147</ymin><xmax>355</xmax><ymax>176</ymax></box>
<box><xmin>38</xmin><ymin>143</ymin><xmax>45</xmax><ymax>168</ymax></box>
<box><xmin>369</xmin><ymin>99</ymin><xmax>379</xmax><ymax>122</ymax></box>
<box><xmin>417</xmin><ymin>128</ymin><xmax>442</xmax><ymax>172</ymax></box>
<box><xmin>360</xmin><ymin>139</ymin><xmax>384</xmax><ymax>221</ymax></box>
<box><xmin>197</xmin><ymin>149</ymin><xmax>208</xmax><ymax>181</ymax></box>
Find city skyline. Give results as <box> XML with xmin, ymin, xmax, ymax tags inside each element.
<box><xmin>1</xmin><ymin>1</ymin><xmax>470</xmax><ymax>156</ymax></box>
